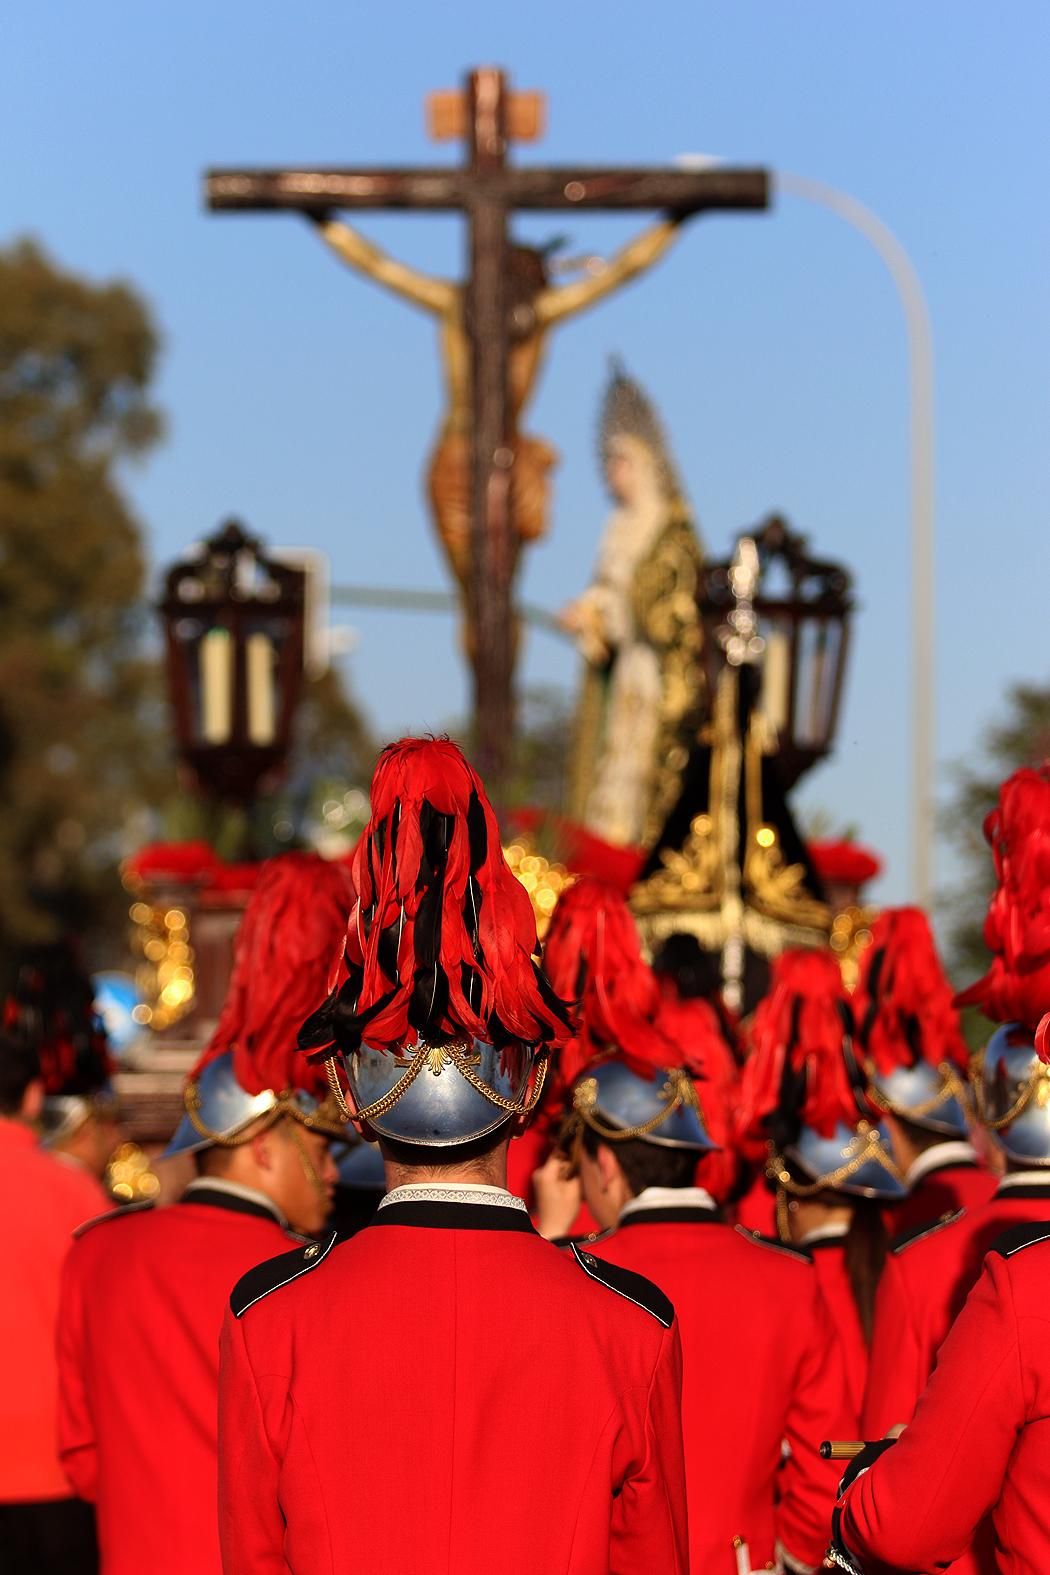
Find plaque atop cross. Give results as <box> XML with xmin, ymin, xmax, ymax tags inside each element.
<box><xmin>206</xmin><ymin>67</ymin><xmax>769</xmax><ymax>786</ymax></box>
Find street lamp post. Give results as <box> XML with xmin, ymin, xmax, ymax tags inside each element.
<box><xmin>776</xmin><ymin>172</ymin><xmax>935</xmax><ymax>910</ymax></box>
<box><xmin>676</xmin><ymin>156</ymin><xmax>936</xmax><ymax>907</ymax></box>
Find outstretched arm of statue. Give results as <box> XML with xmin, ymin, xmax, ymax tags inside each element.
<box><xmin>535</xmin><ymin>215</ymin><xmax>683</xmax><ymax>327</ymax></box>
<box><xmin>308</xmin><ymin>213</ymin><xmax>456</xmax><ymax>316</ymax></box>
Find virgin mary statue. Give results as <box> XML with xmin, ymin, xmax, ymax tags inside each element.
<box><xmin>563</xmin><ymin>364</ymin><xmax>706</xmax><ymax>848</ymax></box>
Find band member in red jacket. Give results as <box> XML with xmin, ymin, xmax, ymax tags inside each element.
<box><xmin>738</xmin><ymin>950</ymin><xmax>906</xmax><ymax>1420</ymax></box>
<box><xmin>0</xmin><ymin>1025</ymin><xmax>110</xmax><ymax>1575</ymax></box>
<box><xmin>219</xmin><ymin>740</ymin><xmax>689</xmax><ymax>1575</ymax></box>
<box><xmin>56</xmin><ymin>855</ymin><xmax>349</xmax><ymax>1575</ymax></box>
<box><xmin>863</xmin><ymin>769</ymin><xmax>1050</xmax><ymax>1439</ymax></box>
<box><xmin>551</xmin><ymin>919</ymin><xmax>854</xmax><ymax>1575</ymax></box>
<box><xmin>852</xmin><ymin>908</ymin><xmax>994</xmax><ymax>1237</ymax></box>
<box><xmin>830</xmin><ymin>1221</ymin><xmax>1050</xmax><ymax>1575</ymax></box>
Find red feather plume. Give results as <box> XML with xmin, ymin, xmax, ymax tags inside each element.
<box><xmin>853</xmin><ymin>907</ymin><xmax>968</xmax><ymax>1075</ymax></box>
<box><xmin>300</xmin><ymin>739</ymin><xmax>572</xmax><ymax>1061</ymax></box>
<box><xmin>738</xmin><ymin>948</ymin><xmax>857</xmax><ymax>1147</ymax></box>
<box><xmin>1036</xmin><ymin>1012</ymin><xmax>1050</xmax><ymax>1065</ymax></box>
<box><xmin>954</xmin><ymin>765</ymin><xmax>1050</xmax><ymax>1030</ymax></box>
<box><xmin>541</xmin><ymin>878</ymin><xmax>676</xmax><ymax>1087</ymax></box>
<box><xmin>655</xmin><ymin>993</ymin><xmax>740</xmax><ymax>1200</ymax></box>
<box><xmin>197</xmin><ymin>853</ymin><xmax>355</xmax><ymax>1097</ymax></box>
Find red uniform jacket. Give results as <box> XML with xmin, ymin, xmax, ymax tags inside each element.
<box><xmin>57</xmin><ymin>1181</ymin><xmax>292</xmax><ymax>1574</ymax></box>
<box><xmin>733</xmin><ymin>1170</ymin><xmax>777</xmax><ymax>1237</ymax></box>
<box><xmin>591</xmin><ymin>1192</ymin><xmax>854</xmax><ymax>1575</ymax></box>
<box><xmin>841</xmin><ymin>1222</ymin><xmax>1050</xmax><ymax>1575</ymax></box>
<box><xmin>804</xmin><ymin>1233</ymin><xmax>869</xmax><ymax>1420</ymax></box>
<box><xmin>219</xmin><ymin>1188</ymin><xmax>689</xmax><ymax>1575</ymax></box>
<box><xmin>888</xmin><ymin>1144</ymin><xmax>996</xmax><ymax>1239</ymax></box>
<box><xmin>863</xmin><ymin>1175</ymin><xmax>1050</xmax><ymax>1438</ymax></box>
<box><xmin>0</xmin><ymin>1117</ymin><xmax>110</xmax><ymax>1502</ymax></box>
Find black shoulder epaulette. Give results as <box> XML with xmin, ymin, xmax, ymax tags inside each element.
<box><xmin>230</xmin><ymin>1230</ymin><xmax>339</xmax><ymax>1319</ymax></box>
<box><xmin>73</xmin><ymin>1200</ymin><xmax>155</xmax><ymax>1238</ymax></box>
<box><xmin>891</xmin><ymin>1208</ymin><xmax>964</xmax><ymax>1255</ymax></box>
<box><xmin>570</xmin><ymin>1242</ymin><xmax>674</xmax><ymax>1328</ymax></box>
<box><xmin>989</xmin><ymin>1220</ymin><xmax>1050</xmax><ymax>1259</ymax></box>
<box><xmin>733</xmin><ymin>1224</ymin><xmax>812</xmax><ymax>1264</ymax></box>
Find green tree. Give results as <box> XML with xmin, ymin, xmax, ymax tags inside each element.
<box><xmin>942</xmin><ymin>682</ymin><xmax>1050</xmax><ymax>1027</ymax></box>
<box><xmin>0</xmin><ymin>238</ymin><xmax>164</xmax><ymax>977</ymax></box>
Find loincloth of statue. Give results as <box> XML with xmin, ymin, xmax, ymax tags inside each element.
<box><xmin>426</xmin><ymin>430</ymin><xmax>559</xmax><ymax>590</ymax></box>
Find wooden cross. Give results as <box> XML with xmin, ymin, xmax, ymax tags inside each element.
<box><xmin>206</xmin><ymin>67</ymin><xmax>769</xmax><ymax>790</ymax></box>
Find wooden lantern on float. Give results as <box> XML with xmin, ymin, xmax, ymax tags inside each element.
<box><xmin>158</xmin><ymin>520</ymin><xmax>306</xmax><ymax>803</ymax></box>
<box><xmin>698</xmin><ymin>514</ymin><xmax>854</xmax><ymax>791</ymax></box>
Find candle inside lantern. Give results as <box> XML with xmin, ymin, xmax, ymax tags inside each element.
<box><xmin>246</xmin><ymin>632</ymin><xmax>276</xmax><ymax>745</ymax></box>
<box><xmin>760</xmin><ymin>627</ymin><xmax>790</xmax><ymax>737</ymax></box>
<box><xmin>200</xmin><ymin>628</ymin><xmax>233</xmax><ymax>744</ymax></box>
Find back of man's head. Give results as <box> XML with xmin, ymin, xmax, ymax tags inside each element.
<box><xmin>377</xmin><ymin>1123</ymin><xmax>513</xmax><ymax>1192</ymax></box>
<box><xmin>581</xmin><ymin>1124</ymin><xmax>697</xmax><ymax>1198</ymax></box>
<box><xmin>0</xmin><ymin>1031</ymin><xmax>43</xmax><ymax>1120</ymax></box>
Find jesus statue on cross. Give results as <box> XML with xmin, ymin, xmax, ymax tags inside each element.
<box><xmin>207</xmin><ymin>67</ymin><xmax>768</xmax><ymax>780</ymax></box>
<box><xmin>310</xmin><ymin>208</ymin><xmax>687</xmax><ymax>648</ymax></box>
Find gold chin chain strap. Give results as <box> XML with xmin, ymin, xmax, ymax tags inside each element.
<box><xmin>569</xmin><ymin>1067</ymin><xmax>700</xmax><ymax>1143</ymax></box>
<box><xmin>324</xmin><ymin>1040</ymin><xmax>549</xmax><ymax>1126</ymax></box>
<box><xmin>866</xmin><ymin>1060</ymin><xmax>970</xmax><ymax>1122</ymax></box>
<box><xmin>970</xmin><ymin>1048</ymin><xmax>1050</xmax><ymax>1132</ymax></box>
<box><xmin>767</xmin><ymin>1122</ymin><xmax>904</xmax><ymax>1197</ymax></box>
<box><xmin>775</xmin><ymin>1183</ymin><xmax>793</xmax><ymax>1244</ymax></box>
<box><xmin>287</xmin><ymin>1120</ymin><xmax>328</xmax><ymax>1206</ymax></box>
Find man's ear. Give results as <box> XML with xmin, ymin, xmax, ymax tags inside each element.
<box><xmin>249</xmin><ymin>1128</ymin><xmax>276</xmax><ymax>1172</ymax></box>
<box><xmin>595</xmin><ymin>1141</ymin><xmax>622</xmax><ymax>1194</ymax></box>
<box><xmin>21</xmin><ymin>1078</ymin><xmax>44</xmax><ymax>1124</ymax></box>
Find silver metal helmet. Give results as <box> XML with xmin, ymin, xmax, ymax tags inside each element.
<box><xmin>570</xmin><ymin>1060</ymin><xmax>719</xmax><ymax>1151</ymax></box>
<box><xmin>333</xmin><ymin>1036</ymin><xmax>546</xmax><ymax>1149</ymax></box>
<box><xmin>40</xmin><ymin>1088</ymin><xmax>118</xmax><ymax>1149</ymax></box>
<box><xmin>975</xmin><ymin>1023</ymin><xmax>1050</xmax><ymax>1165</ymax></box>
<box><xmin>867</xmin><ymin>1060</ymin><xmax>970</xmax><ymax>1139</ymax></box>
<box><xmin>777</xmin><ymin>1118</ymin><xmax>907</xmax><ymax>1202</ymax></box>
<box><xmin>163</xmin><ymin>1049</ymin><xmax>343</xmax><ymax>1159</ymax></box>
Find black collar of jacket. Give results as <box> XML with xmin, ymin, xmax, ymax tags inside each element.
<box><xmin>181</xmin><ymin>1185</ymin><xmax>282</xmax><ymax>1225</ymax></box>
<box><xmin>367</xmin><ymin>1200</ymin><xmax>537</xmax><ymax>1233</ymax></box>
<box><xmin>618</xmin><ymin>1205</ymin><xmax>725</xmax><ymax>1228</ymax></box>
<box><xmin>994</xmin><ymin>1182</ymin><xmax>1050</xmax><ymax>1200</ymax></box>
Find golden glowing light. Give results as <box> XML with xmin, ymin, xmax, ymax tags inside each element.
<box><xmin>105</xmin><ymin>1142</ymin><xmax>162</xmax><ymax>1204</ymax></box>
<box><xmin>504</xmin><ymin>841</ymin><xmax>575</xmax><ymax>940</ymax></box>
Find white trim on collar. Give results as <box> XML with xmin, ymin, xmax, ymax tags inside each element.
<box><xmin>798</xmin><ymin>1220</ymin><xmax>851</xmax><ymax>1246</ymax></box>
<box><xmin>997</xmin><ymin>1170</ymin><xmax>1050</xmax><ymax>1191</ymax></box>
<box><xmin>183</xmin><ymin>1176</ymin><xmax>287</xmax><ymax>1227</ymax></box>
<box><xmin>378</xmin><ymin>1181</ymin><xmax>527</xmax><ymax>1213</ymax></box>
<box><xmin>620</xmin><ymin>1185</ymin><xmax>718</xmax><ymax>1220</ymax></box>
<box><xmin>906</xmin><ymin>1141</ymin><xmax>978</xmax><ymax>1186</ymax></box>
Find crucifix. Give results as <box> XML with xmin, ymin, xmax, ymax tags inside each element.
<box><xmin>206</xmin><ymin>67</ymin><xmax>769</xmax><ymax>788</ymax></box>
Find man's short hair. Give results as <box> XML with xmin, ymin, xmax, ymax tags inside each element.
<box><xmin>581</xmin><ymin>1124</ymin><xmax>697</xmax><ymax>1196</ymax></box>
<box><xmin>0</xmin><ymin>1031</ymin><xmax>42</xmax><ymax>1116</ymax></box>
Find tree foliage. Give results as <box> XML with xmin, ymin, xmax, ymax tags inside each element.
<box><xmin>0</xmin><ymin>238</ymin><xmax>164</xmax><ymax>976</ymax></box>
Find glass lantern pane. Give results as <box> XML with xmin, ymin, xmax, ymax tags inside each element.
<box><xmin>198</xmin><ymin>627</ymin><xmax>234</xmax><ymax>745</ymax></box>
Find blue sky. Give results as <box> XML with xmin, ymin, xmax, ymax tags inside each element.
<box><xmin>3</xmin><ymin>2</ymin><xmax>1047</xmax><ymax>903</ymax></box>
